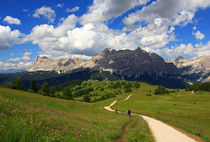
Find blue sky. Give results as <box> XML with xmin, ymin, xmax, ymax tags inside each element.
<box><xmin>0</xmin><ymin>0</ymin><xmax>210</xmax><ymax>70</ymax></box>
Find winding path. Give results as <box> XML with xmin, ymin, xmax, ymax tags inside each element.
<box><xmin>104</xmin><ymin>95</ymin><xmax>198</xmax><ymax>142</ymax></box>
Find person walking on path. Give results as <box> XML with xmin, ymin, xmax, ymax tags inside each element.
<box><xmin>127</xmin><ymin>109</ymin><xmax>131</xmax><ymax>117</ymax></box>
<box><xmin>115</xmin><ymin>108</ymin><xmax>118</xmax><ymax>114</ymax></box>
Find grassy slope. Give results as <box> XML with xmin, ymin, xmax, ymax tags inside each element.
<box><xmin>115</xmin><ymin>82</ymin><xmax>210</xmax><ymax>141</ymax></box>
<box><xmin>0</xmin><ymin>87</ymin><xmax>153</xmax><ymax>142</ymax></box>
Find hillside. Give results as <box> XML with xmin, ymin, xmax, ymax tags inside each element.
<box><xmin>115</xmin><ymin>82</ymin><xmax>210</xmax><ymax>141</ymax></box>
<box><xmin>1</xmin><ymin>80</ymin><xmax>209</xmax><ymax>141</ymax></box>
<box><xmin>0</xmin><ymin>87</ymin><xmax>153</xmax><ymax>142</ymax></box>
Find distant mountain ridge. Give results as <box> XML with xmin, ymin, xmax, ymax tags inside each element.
<box><xmin>167</xmin><ymin>56</ymin><xmax>210</xmax><ymax>83</ymax></box>
<box><xmin>26</xmin><ymin>48</ymin><xmax>185</xmax><ymax>88</ymax></box>
<box><xmin>28</xmin><ymin>48</ymin><xmax>179</xmax><ymax>75</ymax></box>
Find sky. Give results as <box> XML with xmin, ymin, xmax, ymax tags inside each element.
<box><xmin>0</xmin><ymin>0</ymin><xmax>210</xmax><ymax>71</ymax></box>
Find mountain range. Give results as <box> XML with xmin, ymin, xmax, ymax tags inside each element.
<box><xmin>27</xmin><ymin>48</ymin><xmax>185</xmax><ymax>88</ymax></box>
<box><xmin>1</xmin><ymin>48</ymin><xmax>209</xmax><ymax>89</ymax></box>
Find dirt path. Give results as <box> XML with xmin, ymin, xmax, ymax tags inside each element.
<box><xmin>124</xmin><ymin>94</ymin><xmax>132</xmax><ymax>101</ymax></box>
<box><xmin>104</xmin><ymin>94</ymin><xmax>200</xmax><ymax>142</ymax></box>
<box><xmin>115</xmin><ymin>120</ymin><xmax>132</xmax><ymax>142</ymax></box>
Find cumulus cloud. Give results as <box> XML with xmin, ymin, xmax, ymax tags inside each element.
<box><xmin>121</xmin><ymin>0</ymin><xmax>210</xmax><ymax>52</ymax></box>
<box><xmin>28</xmin><ymin>14</ymin><xmax>139</xmax><ymax>59</ymax></box>
<box><xmin>193</xmin><ymin>31</ymin><xmax>205</xmax><ymax>40</ymax></box>
<box><xmin>33</xmin><ymin>6</ymin><xmax>56</xmax><ymax>23</ymax></box>
<box><xmin>66</xmin><ymin>6</ymin><xmax>80</xmax><ymax>13</ymax></box>
<box><xmin>0</xmin><ymin>25</ymin><xmax>23</xmax><ymax>50</ymax></box>
<box><xmin>157</xmin><ymin>41</ymin><xmax>210</xmax><ymax>58</ymax></box>
<box><xmin>22</xmin><ymin>52</ymin><xmax>32</xmax><ymax>61</ymax></box>
<box><xmin>0</xmin><ymin>61</ymin><xmax>33</xmax><ymax>71</ymax></box>
<box><xmin>123</xmin><ymin>0</ymin><xmax>210</xmax><ymax>26</ymax></box>
<box><xmin>80</xmin><ymin>0</ymin><xmax>145</xmax><ymax>24</ymax></box>
<box><xmin>0</xmin><ymin>51</ymin><xmax>33</xmax><ymax>70</ymax></box>
<box><xmin>3</xmin><ymin>16</ymin><xmax>21</xmax><ymax>25</ymax></box>
<box><xmin>26</xmin><ymin>0</ymin><xmax>210</xmax><ymax>59</ymax></box>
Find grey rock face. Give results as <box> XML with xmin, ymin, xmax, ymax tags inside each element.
<box><xmin>167</xmin><ymin>56</ymin><xmax>210</xmax><ymax>82</ymax></box>
<box><xmin>27</xmin><ymin>56</ymin><xmax>85</xmax><ymax>72</ymax></box>
<box><xmin>28</xmin><ymin>48</ymin><xmax>180</xmax><ymax>76</ymax></box>
<box><xmin>91</xmin><ymin>47</ymin><xmax>179</xmax><ymax>77</ymax></box>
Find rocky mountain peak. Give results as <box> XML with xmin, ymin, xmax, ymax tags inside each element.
<box><xmin>27</xmin><ymin>56</ymin><xmax>85</xmax><ymax>72</ymax></box>
<box><xmin>88</xmin><ymin>47</ymin><xmax>179</xmax><ymax>76</ymax></box>
<box><xmin>27</xmin><ymin>48</ymin><xmax>186</xmax><ymax>88</ymax></box>
<box><xmin>167</xmin><ymin>55</ymin><xmax>210</xmax><ymax>83</ymax></box>
<box><xmin>35</xmin><ymin>56</ymin><xmax>53</xmax><ymax>65</ymax></box>
<box><xmin>176</xmin><ymin>56</ymin><xmax>185</xmax><ymax>60</ymax></box>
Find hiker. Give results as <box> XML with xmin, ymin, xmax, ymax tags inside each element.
<box><xmin>127</xmin><ymin>109</ymin><xmax>131</xmax><ymax>117</ymax></box>
<box><xmin>115</xmin><ymin>108</ymin><xmax>118</xmax><ymax>114</ymax></box>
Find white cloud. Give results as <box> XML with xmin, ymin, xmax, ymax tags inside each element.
<box><xmin>3</xmin><ymin>0</ymin><xmax>210</xmax><ymax>65</ymax></box>
<box><xmin>0</xmin><ymin>51</ymin><xmax>33</xmax><ymax>70</ymax></box>
<box><xmin>66</xmin><ymin>6</ymin><xmax>80</xmax><ymax>13</ymax></box>
<box><xmin>28</xmin><ymin>14</ymin><xmax>139</xmax><ymax>59</ymax></box>
<box><xmin>120</xmin><ymin>0</ymin><xmax>210</xmax><ymax>52</ymax></box>
<box><xmin>80</xmin><ymin>0</ymin><xmax>144</xmax><ymax>24</ymax></box>
<box><xmin>193</xmin><ymin>31</ymin><xmax>205</xmax><ymax>40</ymax></box>
<box><xmin>123</xmin><ymin>0</ymin><xmax>210</xmax><ymax>26</ymax></box>
<box><xmin>3</xmin><ymin>16</ymin><xmax>21</xmax><ymax>25</ymax></box>
<box><xmin>8</xmin><ymin>57</ymin><xmax>21</xmax><ymax>62</ymax></box>
<box><xmin>28</xmin><ymin>0</ymin><xmax>210</xmax><ymax>60</ymax></box>
<box><xmin>157</xmin><ymin>41</ymin><xmax>210</xmax><ymax>58</ymax></box>
<box><xmin>0</xmin><ymin>61</ymin><xmax>33</xmax><ymax>71</ymax></box>
<box><xmin>57</xmin><ymin>3</ymin><xmax>64</xmax><ymax>8</ymax></box>
<box><xmin>22</xmin><ymin>52</ymin><xmax>32</xmax><ymax>61</ymax></box>
<box><xmin>33</xmin><ymin>6</ymin><xmax>56</xmax><ymax>23</ymax></box>
<box><xmin>0</xmin><ymin>25</ymin><xmax>23</xmax><ymax>50</ymax></box>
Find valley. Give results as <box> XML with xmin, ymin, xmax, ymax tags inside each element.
<box><xmin>0</xmin><ymin>81</ymin><xmax>210</xmax><ymax>142</ymax></box>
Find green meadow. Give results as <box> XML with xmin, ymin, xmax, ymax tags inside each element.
<box><xmin>0</xmin><ymin>87</ymin><xmax>153</xmax><ymax>142</ymax></box>
<box><xmin>115</xmin><ymin>82</ymin><xmax>210</xmax><ymax>141</ymax></box>
<box><xmin>1</xmin><ymin>80</ymin><xmax>210</xmax><ymax>142</ymax></box>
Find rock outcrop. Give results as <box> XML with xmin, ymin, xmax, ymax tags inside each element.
<box><xmin>88</xmin><ymin>48</ymin><xmax>179</xmax><ymax>77</ymax></box>
<box><xmin>27</xmin><ymin>56</ymin><xmax>85</xmax><ymax>72</ymax></box>
<box><xmin>167</xmin><ymin>56</ymin><xmax>210</xmax><ymax>83</ymax></box>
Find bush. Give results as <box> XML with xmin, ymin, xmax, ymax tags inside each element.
<box><xmin>125</xmin><ymin>88</ymin><xmax>132</xmax><ymax>93</ymax></box>
<box><xmin>30</xmin><ymin>79</ymin><xmax>38</xmax><ymax>93</ymax></box>
<box><xmin>186</xmin><ymin>82</ymin><xmax>210</xmax><ymax>92</ymax></box>
<box><xmin>154</xmin><ymin>86</ymin><xmax>168</xmax><ymax>95</ymax></box>
<box><xmin>39</xmin><ymin>82</ymin><xmax>49</xmax><ymax>96</ymax></box>
<box><xmin>15</xmin><ymin>78</ymin><xmax>23</xmax><ymax>90</ymax></box>
<box><xmin>134</xmin><ymin>82</ymin><xmax>140</xmax><ymax>88</ymax></box>
<box><xmin>83</xmin><ymin>95</ymin><xmax>91</xmax><ymax>102</ymax></box>
<box><xmin>4</xmin><ymin>83</ymin><xmax>16</xmax><ymax>89</ymax></box>
<box><xmin>63</xmin><ymin>87</ymin><xmax>73</xmax><ymax>100</ymax></box>
<box><xmin>49</xmin><ymin>87</ymin><xmax>56</xmax><ymax>96</ymax></box>
<box><xmin>73</xmin><ymin>87</ymin><xmax>94</xmax><ymax>97</ymax></box>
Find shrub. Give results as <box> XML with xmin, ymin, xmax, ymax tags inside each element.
<box><xmin>15</xmin><ymin>78</ymin><xmax>23</xmax><ymax>90</ymax></box>
<box><xmin>186</xmin><ymin>82</ymin><xmax>210</xmax><ymax>92</ymax></box>
<box><xmin>63</xmin><ymin>87</ymin><xmax>73</xmax><ymax>100</ymax></box>
<box><xmin>125</xmin><ymin>88</ymin><xmax>132</xmax><ymax>93</ymax></box>
<box><xmin>39</xmin><ymin>82</ymin><xmax>49</xmax><ymax>96</ymax></box>
<box><xmin>83</xmin><ymin>95</ymin><xmax>91</xmax><ymax>102</ymax></box>
<box><xmin>30</xmin><ymin>79</ymin><xmax>38</xmax><ymax>93</ymax></box>
<box><xmin>154</xmin><ymin>86</ymin><xmax>168</xmax><ymax>95</ymax></box>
